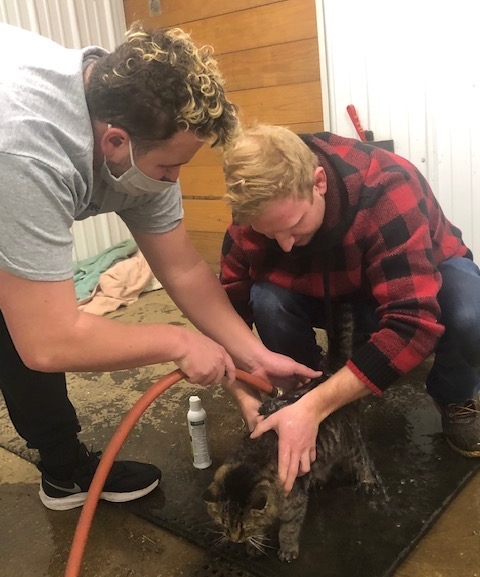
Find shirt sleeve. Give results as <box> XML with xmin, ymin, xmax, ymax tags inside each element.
<box><xmin>347</xmin><ymin>164</ymin><xmax>445</xmax><ymax>392</ymax></box>
<box><xmin>220</xmin><ymin>224</ymin><xmax>255</xmax><ymax>326</ymax></box>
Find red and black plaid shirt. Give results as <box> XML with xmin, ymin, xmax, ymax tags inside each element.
<box><xmin>220</xmin><ymin>132</ymin><xmax>472</xmax><ymax>394</ymax></box>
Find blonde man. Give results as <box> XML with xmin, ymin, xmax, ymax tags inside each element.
<box><xmin>0</xmin><ymin>26</ymin><xmax>319</xmax><ymax>511</ymax></box>
<box><xmin>221</xmin><ymin>124</ymin><xmax>480</xmax><ymax>492</ymax></box>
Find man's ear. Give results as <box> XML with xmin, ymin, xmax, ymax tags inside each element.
<box><xmin>313</xmin><ymin>166</ymin><xmax>327</xmax><ymax>196</ymax></box>
<box><xmin>101</xmin><ymin>126</ymin><xmax>130</xmax><ymax>162</ymax></box>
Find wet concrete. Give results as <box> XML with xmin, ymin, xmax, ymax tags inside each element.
<box><xmin>0</xmin><ymin>290</ymin><xmax>479</xmax><ymax>577</ymax></box>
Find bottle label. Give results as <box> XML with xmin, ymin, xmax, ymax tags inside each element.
<box><xmin>188</xmin><ymin>421</ymin><xmax>211</xmax><ymax>468</ymax></box>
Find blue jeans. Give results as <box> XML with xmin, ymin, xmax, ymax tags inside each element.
<box><xmin>250</xmin><ymin>257</ymin><xmax>480</xmax><ymax>404</ymax></box>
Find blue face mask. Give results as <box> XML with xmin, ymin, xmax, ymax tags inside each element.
<box><xmin>101</xmin><ymin>140</ymin><xmax>177</xmax><ymax>197</ymax></box>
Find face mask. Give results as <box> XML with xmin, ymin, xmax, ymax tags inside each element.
<box><xmin>101</xmin><ymin>140</ymin><xmax>177</xmax><ymax>197</ymax></box>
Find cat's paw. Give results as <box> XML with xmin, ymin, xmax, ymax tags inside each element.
<box><xmin>277</xmin><ymin>547</ymin><xmax>299</xmax><ymax>562</ymax></box>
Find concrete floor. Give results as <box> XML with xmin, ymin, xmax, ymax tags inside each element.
<box><xmin>0</xmin><ymin>290</ymin><xmax>479</xmax><ymax>577</ymax></box>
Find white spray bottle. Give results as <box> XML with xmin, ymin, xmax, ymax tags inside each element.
<box><xmin>187</xmin><ymin>395</ymin><xmax>212</xmax><ymax>469</ymax></box>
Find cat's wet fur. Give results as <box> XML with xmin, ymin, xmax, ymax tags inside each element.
<box><xmin>203</xmin><ymin>303</ymin><xmax>383</xmax><ymax>562</ymax></box>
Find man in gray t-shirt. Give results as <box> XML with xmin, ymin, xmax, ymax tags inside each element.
<box><xmin>0</xmin><ymin>22</ymin><xmax>319</xmax><ymax>510</ymax></box>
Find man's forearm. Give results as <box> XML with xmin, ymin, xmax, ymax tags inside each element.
<box><xmin>309</xmin><ymin>365</ymin><xmax>372</xmax><ymax>421</ymax></box>
<box><xmin>161</xmin><ymin>258</ymin><xmax>264</xmax><ymax>368</ymax></box>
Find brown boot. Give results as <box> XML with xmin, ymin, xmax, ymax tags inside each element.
<box><xmin>435</xmin><ymin>393</ymin><xmax>480</xmax><ymax>457</ymax></box>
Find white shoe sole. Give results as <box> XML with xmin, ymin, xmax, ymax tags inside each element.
<box><xmin>39</xmin><ymin>479</ymin><xmax>159</xmax><ymax>511</ymax></box>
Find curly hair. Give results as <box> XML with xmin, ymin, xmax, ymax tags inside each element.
<box><xmin>223</xmin><ymin>125</ymin><xmax>318</xmax><ymax>222</ymax></box>
<box><xmin>85</xmin><ymin>21</ymin><xmax>238</xmax><ymax>150</ymax></box>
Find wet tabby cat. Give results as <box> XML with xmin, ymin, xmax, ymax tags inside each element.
<box><xmin>202</xmin><ymin>303</ymin><xmax>382</xmax><ymax>562</ymax></box>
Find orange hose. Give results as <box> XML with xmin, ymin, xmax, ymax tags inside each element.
<box><xmin>234</xmin><ymin>368</ymin><xmax>278</xmax><ymax>396</ymax></box>
<box><xmin>64</xmin><ymin>368</ymin><xmax>273</xmax><ymax>577</ymax></box>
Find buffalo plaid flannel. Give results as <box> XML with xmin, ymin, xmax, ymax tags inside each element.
<box><xmin>220</xmin><ymin>132</ymin><xmax>472</xmax><ymax>393</ymax></box>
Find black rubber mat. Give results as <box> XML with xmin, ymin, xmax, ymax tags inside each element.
<box><xmin>124</xmin><ymin>362</ymin><xmax>480</xmax><ymax>577</ymax></box>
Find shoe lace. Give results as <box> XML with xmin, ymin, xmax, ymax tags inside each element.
<box><xmin>448</xmin><ymin>400</ymin><xmax>480</xmax><ymax>418</ymax></box>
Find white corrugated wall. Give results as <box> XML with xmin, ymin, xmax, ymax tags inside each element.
<box><xmin>0</xmin><ymin>0</ymin><xmax>131</xmax><ymax>261</ymax></box>
<box><xmin>316</xmin><ymin>0</ymin><xmax>480</xmax><ymax>263</ymax></box>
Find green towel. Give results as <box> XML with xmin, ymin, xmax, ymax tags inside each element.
<box><xmin>74</xmin><ymin>238</ymin><xmax>138</xmax><ymax>300</ymax></box>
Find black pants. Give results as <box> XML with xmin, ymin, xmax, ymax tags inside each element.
<box><xmin>0</xmin><ymin>311</ymin><xmax>81</xmax><ymax>465</ymax></box>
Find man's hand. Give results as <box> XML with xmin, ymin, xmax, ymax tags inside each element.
<box><xmin>248</xmin><ymin>350</ymin><xmax>322</xmax><ymax>392</ymax></box>
<box><xmin>224</xmin><ymin>349</ymin><xmax>323</xmax><ymax>431</ymax></box>
<box><xmin>250</xmin><ymin>366</ymin><xmax>372</xmax><ymax>492</ymax></box>
<box><xmin>174</xmin><ymin>329</ymin><xmax>237</xmax><ymax>386</ymax></box>
<box><xmin>250</xmin><ymin>394</ymin><xmax>321</xmax><ymax>492</ymax></box>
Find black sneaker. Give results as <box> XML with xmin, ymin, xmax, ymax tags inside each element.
<box><xmin>435</xmin><ymin>393</ymin><xmax>480</xmax><ymax>457</ymax></box>
<box><xmin>38</xmin><ymin>444</ymin><xmax>161</xmax><ymax>511</ymax></box>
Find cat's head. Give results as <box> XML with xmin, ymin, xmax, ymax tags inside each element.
<box><xmin>202</xmin><ymin>463</ymin><xmax>281</xmax><ymax>543</ymax></box>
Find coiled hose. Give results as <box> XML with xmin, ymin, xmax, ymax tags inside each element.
<box><xmin>64</xmin><ymin>368</ymin><xmax>275</xmax><ymax>577</ymax></box>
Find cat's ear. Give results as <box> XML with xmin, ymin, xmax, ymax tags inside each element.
<box><xmin>250</xmin><ymin>493</ymin><xmax>268</xmax><ymax>513</ymax></box>
<box><xmin>250</xmin><ymin>482</ymin><xmax>269</xmax><ymax>514</ymax></box>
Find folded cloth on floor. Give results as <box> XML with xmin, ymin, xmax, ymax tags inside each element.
<box><xmin>74</xmin><ymin>238</ymin><xmax>139</xmax><ymax>300</ymax></box>
<box><xmin>78</xmin><ymin>250</ymin><xmax>162</xmax><ymax>315</ymax></box>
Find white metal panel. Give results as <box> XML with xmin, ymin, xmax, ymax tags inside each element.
<box><xmin>316</xmin><ymin>0</ymin><xmax>480</xmax><ymax>263</ymax></box>
<box><xmin>0</xmin><ymin>0</ymin><xmax>131</xmax><ymax>261</ymax></box>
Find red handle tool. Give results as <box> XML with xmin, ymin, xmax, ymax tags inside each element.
<box><xmin>346</xmin><ymin>104</ymin><xmax>367</xmax><ymax>142</ymax></box>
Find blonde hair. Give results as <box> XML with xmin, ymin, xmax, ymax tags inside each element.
<box><xmin>223</xmin><ymin>125</ymin><xmax>318</xmax><ymax>222</ymax></box>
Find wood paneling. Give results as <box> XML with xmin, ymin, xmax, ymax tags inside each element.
<box><xmin>232</xmin><ymin>81</ymin><xmax>323</xmax><ymax>126</ymax></box>
<box><xmin>183</xmin><ymin>199</ymin><xmax>232</xmax><ymax>273</ymax></box>
<box><xmin>179</xmin><ymin>165</ymin><xmax>226</xmax><ymax>198</ymax></box>
<box><xmin>175</xmin><ymin>0</ymin><xmax>317</xmax><ymax>55</ymax></box>
<box><xmin>286</xmin><ymin>121</ymin><xmax>325</xmax><ymax>134</ymax></box>
<box><xmin>123</xmin><ymin>0</ymin><xmax>322</xmax><ymax>271</ymax></box>
<box><xmin>123</xmin><ymin>0</ymin><xmax>283</xmax><ymax>29</ymax></box>
<box><xmin>186</xmin><ymin>144</ymin><xmax>224</xmax><ymax>168</ymax></box>
<box><xmin>183</xmin><ymin>199</ymin><xmax>231</xmax><ymax>233</ymax></box>
<box><xmin>217</xmin><ymin>38</ymin><xmax>320</xmax><ymax>92</ymax></box>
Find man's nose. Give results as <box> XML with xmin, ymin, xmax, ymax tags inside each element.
<box><xmin>276</xmin><ymin>235</ymin><xmax>295</xmax><ymax>252</ymax></box>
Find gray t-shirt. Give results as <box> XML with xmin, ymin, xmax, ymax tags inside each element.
<box><xmin>0</xmin><ymin>24</ymin><xmax>184</xmax><ymax>281</ymax></box>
